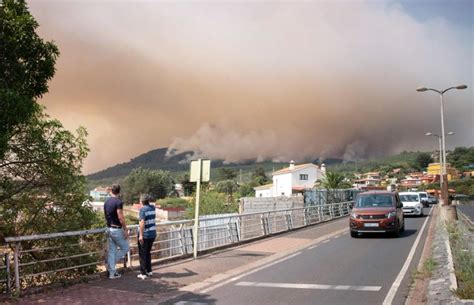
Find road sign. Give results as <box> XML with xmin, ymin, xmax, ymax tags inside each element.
<box><xmin>190</xmin><ymin>159</ymin><xmax>210</xmax><ymax>182</ymax></box>
<box><xmin>190</xmin><ymin>159</ymin><xmax>211</xmax><ymax>259</ymax></box>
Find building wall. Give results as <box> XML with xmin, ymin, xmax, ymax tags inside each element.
<box><xmin>255</xmin><ymin>188</ymin><xmax>272</xmax><ymax>197</ymax></box>
<box><xmin>291</xmin><ymin>167</ymin><xmax>324</xmax><ymax>189</ymax></box>
<box><xmin>273</xmin><ymin>173</ymin><xmax>292</xmax><ymax>196</ymax></box>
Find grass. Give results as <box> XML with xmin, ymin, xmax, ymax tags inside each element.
<box><xmin>446</xmin><ymin>222</ymin><xmax>474</xmax><ymax>299</ymax></box>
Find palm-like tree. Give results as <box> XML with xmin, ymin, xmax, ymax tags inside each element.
<box><xmin>319</xmin><ymin>171</ymin><xmax>351</xmax><ymax>189</ymax></box>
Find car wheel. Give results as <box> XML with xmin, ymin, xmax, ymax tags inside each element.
<box><xmin>419</xmin><ymin>210</ymin><xmax>424</xmax><ymax>217</ymax></box>
<box><xmin>400</xmin><ymin>221</ymin><xmax>405</xmax><ymax>233</ymax></box>
<box><xmin>391</xmin><ymin>223</ymin><xmax>400</xmax><ymax>237</ymax></box>
<box><xmin>350</xmin><ymin>230</ymin><xmax>358</xmax><ymax>238</ymax></box>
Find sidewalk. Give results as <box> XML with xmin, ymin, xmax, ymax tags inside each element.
<box><xmin>10</xmin><ymin>217</ymin><xmax>348</xmax><ymax>305</ymax></box>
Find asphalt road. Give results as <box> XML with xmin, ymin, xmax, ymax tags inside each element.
<box><xmin>458</xmin><ymin>204</ymin><xmax>474</xmax><ymax>222</ymax></box>
<box><xmin>165</xmin><ymin>207</ymin><xmax>433</xmax><ymax>305</ymax></box>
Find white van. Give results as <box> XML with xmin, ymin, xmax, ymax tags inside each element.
<box><xmin>399</xmin><ymin>192</ymin><xmax>424</xmax><ymax>216</ymax></box>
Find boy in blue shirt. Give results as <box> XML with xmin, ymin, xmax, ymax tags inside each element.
<box><xmin>137</xmin><ymin>194</ymin><xmax>157</xmax><ymax>279</ymax></box>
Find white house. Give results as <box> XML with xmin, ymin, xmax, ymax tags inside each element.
<box><xmin>255</xmin><ymin>161</ymin><xmax>326</xmax><ymax>197</ymax></box>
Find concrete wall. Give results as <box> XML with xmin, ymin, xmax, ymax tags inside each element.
<box><xmin>240</xmin><ymin>196</ymin><xmax>304</xmax><ymax>213</ymax></box>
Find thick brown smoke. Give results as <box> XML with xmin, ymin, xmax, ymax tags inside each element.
<box><xmin>28</xmin><ymin>1</ymin><xmax>473</xmax><ymax>173</ymax></box>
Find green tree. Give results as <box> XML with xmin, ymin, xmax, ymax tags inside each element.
<box><xmin>122</xmin><ymin>168</ymin><xmax>175</xmax><ymax>203</ymax></box>
<box><xmin>0</xmin><ymin>0</ymin><xmax>59</xmax><ymax>158</ymax></box>
<box><xmin>415</xmin><ymin>152</ymin><xmax>433</xmax><ymax>170</ymax></box>
<box><xmin>186</xmin><ymin>190</ymin><xmax>238</xmax><ymax>218</ymax></box>
<box><xmin>251</xmin><ymin>166</ymin><xmax>270</xmax><ymax>185</ymax></box>
<box><xmin>215</xmin><ymin>179</ymin><xmax>239</xmax><ymax>195</ymax></box>
<box><xmin>319</xmin><ymin>171</ymin><xmax>352</xmax><ymax>189</ymax></box>
<box><xmin>180</xmin><ymin>174</ymin><xmax>195</xmax><ymax>196</ymax></box>
<box><xmin>447</xmin><ymin>147</ymin><xmax>474</xmax><ymax>170</ymax></box>
<box><xmin>0</xmin><ymin>110</ymin><xmax>94</xmax><ymax>238</ymax></box>
<box><xmin>217</xmin><ymin>167</ymin><xmax>238</xmax><ymax>180</ymax></box>
<box><xmin>237</xmin><ymin>183</ymin><xmax>256</xmax><ymax>198</ymax></box>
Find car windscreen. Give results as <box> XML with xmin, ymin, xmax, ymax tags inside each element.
<box><xmin>355</xmin><ymin>195</ymin><xmax>394</xmax><ymax>208</ymax></box>
<box><xmin>400</xmin><ymin>194</ymin><xmax>419</xmax><ymax>202</ymax></box>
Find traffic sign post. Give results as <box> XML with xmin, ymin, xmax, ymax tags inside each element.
<box><xmin>190</xmin><ymin>159</ymin><xmax>210</xmax><ymax>259</ymax></box>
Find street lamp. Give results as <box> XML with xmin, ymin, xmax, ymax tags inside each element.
<box><xmin>425</xmin><ymin>132</ymin><xmax>455</xmax><ymax>188</ymax></box>
<box><xmin>417</xmin><ymin>85</ymin><xmax>467</xmax><ymax>207</ymax></box>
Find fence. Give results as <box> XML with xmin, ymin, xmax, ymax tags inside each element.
<box><xmin>1</xmin><ymin>201</ymin><xmax>352</xmax><ymax>295</ymax></box>
<box><xmin>304</xmin><ymin>189</ymin><xmax>361</xmax><ymax>206</ymax></box>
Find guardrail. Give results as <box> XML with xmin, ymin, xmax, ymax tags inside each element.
<box><xmin>1</xmin><ymin>201</ymin><xmax>352</xmax><ymax>295</ymax></box>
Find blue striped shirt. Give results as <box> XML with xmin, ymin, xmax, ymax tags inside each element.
<box><xmin>139</xmin><ymin>205</ymin><xmax>156</xmax><ymax>239</ymax></box>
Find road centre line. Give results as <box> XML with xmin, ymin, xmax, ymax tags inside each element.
<box><xmin>200</xmin><ymin>251</ymin><xmax>302</xmax><ymax>293</ymax></box>
<box><xmin>382</xmin><ymin>207</ymin><xmax>432</xmax><ymax>305</ymax></box>
<box><xmin>236</xmin><ymin>281</ymin><xmax>382</xmax><ymax>292</ymax></box>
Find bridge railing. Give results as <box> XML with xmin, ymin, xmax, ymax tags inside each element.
<box><xmin>2</xmin><ymin>201</ymin><xmax>352</xmax><ymax>295</ymax></box>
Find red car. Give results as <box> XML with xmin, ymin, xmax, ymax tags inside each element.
<box><xmin>349</xmin><ymin>191</ymin><xmax>405</xmax><ymax>238</ymax></box>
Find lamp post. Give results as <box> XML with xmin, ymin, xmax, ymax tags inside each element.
<box><xmin>425</xmin><ymin>132</ymin><xmax>455</xmax><ymax>188</ymax></box>
<box><xmin>417</xmin><ymin>85</ymin><xmax>467</xmax><ymax>219</ymax></box>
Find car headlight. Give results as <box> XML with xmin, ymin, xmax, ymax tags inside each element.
<box><xmin>386</xmin><ymin>211</ymin><xmax>396</xmax><ymax>218</ymax></box>
<box><xmin>351</xmin><ymin>212</ymin><xmax>359</xmax><ymax>219</ymax></box>
<box><xmin>416</xmin><ymin>203</ymin><xmax>422</xmax><ymax>210</ymax></box>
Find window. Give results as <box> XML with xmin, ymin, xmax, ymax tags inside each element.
<box><xmin>300</xmin><ymin>174</ymin><xmax>308</xmax><ymax>180</ymax></box>
<box><xmin>355</xmin><ymin>195</ymin><xmax>394</xmax><ymax>208</ymax></box>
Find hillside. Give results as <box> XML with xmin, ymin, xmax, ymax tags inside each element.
<box><xmin>86</xmin><ymin>147</ymin><xmax>305</xmax><ymax>186</ymax></box>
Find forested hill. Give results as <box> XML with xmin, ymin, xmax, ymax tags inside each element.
<box><xmin>86</xmin><ymin>148</ymin><xmax>289</xmax><ymax>181</ymax></box>
<box><xmin>87</xmin><ymin>148</ymin><xmax>191</xmax><ymax>180</ymax></box>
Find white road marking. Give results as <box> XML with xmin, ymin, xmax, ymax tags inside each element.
<box><xmin>308</xmin><ymin>244</ymin><xmax>319</xmax><ymax>250</ymax></box>
<box><xmin>322</xmin><ymin>239</ymin><xmax>330</xmax><ymax>244</ymax></box>
<box><xmin>236</xmin><ymin>281</ymin><xmax>381</xmax><ymax>292</ymax></box>
<box><xmin>200</xmin><ymin>252</ymin><xmax>302</xmax><ymax>293</ymax></box>
<box><xmin>382</xmin><ymin>207</ymin><xmax>432</xmax><ymax>305</ymax></box>
<box><xmin>174</xmin><ymin>302</ymin><xmax>208</xmax><ymax>305</ymax></box>
<box><xmin>333</xmin><ymin>234</ymin><xmax>341</xmax><ymax>239</ymax></box>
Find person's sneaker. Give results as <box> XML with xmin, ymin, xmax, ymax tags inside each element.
<box><xmin>109</xmin><ymin>272</ymin><xmax>122</xmax><ymax>280</ymax></box>
<box><xmin>137</xmin><ymin>274</ymin><xmax>148</xmax><ymax>280</ymax></box>
<box><xmin>146</xmin><ymin>272</ymin><xmax>153</xmax><ymax>277</ymax></box>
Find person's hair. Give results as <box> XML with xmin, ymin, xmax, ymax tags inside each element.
<box><xmin>140</xmin><ymin>194</ymin><xmax>151</xmax><ymax>205</ymax></box>
<box><xmin>111</xmin><ymin>184</ymin><xmax>121</xmax><ymax>195</ymax></box>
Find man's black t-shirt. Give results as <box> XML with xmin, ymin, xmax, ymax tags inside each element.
<box><xmin>104</xmin><ymin>197</ymin><xmax>123</xmax><ymax>227</ymax></box>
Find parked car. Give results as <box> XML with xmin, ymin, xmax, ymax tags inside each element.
<box><xmin>399</xmin><ymin>192</ymin><xmax>424</xmax><ymax>216</ymax></box>
<box><xmin>427</xmin><ymin>195</ymin><xmax>438</xmax><ymax>205</ymax></box>
<box><xmin>349</xmin><ymin>191</ymin><xmax>405</xmax><ymax>238</ymax></box>
<box><xmin>418</xmin><ymin>191</ymin><xmax>429</xmax><ymax>207</ymax></box>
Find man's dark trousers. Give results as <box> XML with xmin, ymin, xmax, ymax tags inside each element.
<box><xmin>138</xmin><ymin>237</ymin><xmax>155</xmax><ymax>275</ymax></box>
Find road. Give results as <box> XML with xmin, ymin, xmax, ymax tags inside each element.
<box><xmin>458</xmin><ymin>203</ymin><xmax>474</xmax><ymax>222</ymax></box>
<box><xmin>164</xmin><ymin>207</ymin><xmax>433</xmax><ymax>305</ymax></box>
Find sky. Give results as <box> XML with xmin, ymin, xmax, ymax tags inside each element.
<box><xmin>27</xmin><ymin>0</ymin><xmax>473</xmax><ymax>174</ymax></box>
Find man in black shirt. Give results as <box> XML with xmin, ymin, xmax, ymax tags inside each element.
<box><xmin>104</xmin><ymin>184</ymin><xmax>129</xmax><ymax>279</ymax></box>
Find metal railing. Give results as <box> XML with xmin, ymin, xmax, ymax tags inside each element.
<box><xmin>1</xmin><ymin>201</ymin><xmax>352</xmax><ymax>294</ymax></box>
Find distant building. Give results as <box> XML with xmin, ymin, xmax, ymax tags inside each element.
<box><xmin>353</xmin><ymin>172</ymin><xmax>382</xmax><ymax>189</ymax></box>
<box><xmin>427</xmin><ymin>163</ymin><xmax>459</xmax><ymax>181</ymax></box>
<box><xmin>254</xmin><ymin>161</ymin><xmax>326</xmax><ymax>197</ymax></box>
<box><xmin>89</xmin><ymin>186</ymin><xmax>110</xmax><ymax>202</ymax></box>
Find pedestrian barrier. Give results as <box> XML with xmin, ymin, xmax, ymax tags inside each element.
<box><xmin>1</xmin><ymin>201</ymin><xmax>352</xmax><ymax>294</ymax></box>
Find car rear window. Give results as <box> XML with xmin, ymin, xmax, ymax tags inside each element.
<box><xmin>355</xmin><ymin>195</ymin><xmax>394</xmax><ymax>208</ymax></box>
<box><xmin>419</xmin><ymin>193</ymin><xmax>427</xmax><ymax>198</ymax></box>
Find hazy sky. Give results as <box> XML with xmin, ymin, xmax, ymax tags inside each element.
<box><xmin>27</xmin><ymin>0</ymin><xmax>473</xmax><ymax>174</ymax></box>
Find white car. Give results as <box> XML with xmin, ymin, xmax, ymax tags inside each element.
<box><xmin>399</xmin><ymin>192</ymin><xmax>424</xmax><ymax>216</ymax></box>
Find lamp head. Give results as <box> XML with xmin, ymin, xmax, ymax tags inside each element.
<box><xmin>447</xmin><ymin>132</ymin><xmax>455</xmax><ymax>135</ymax></box>
<box><xmin>425</xmin><ymin>132</ymin><xmax>433</xmax><ymax>136</ymax></box>
<box><xmin>455</xmin><ymin>85</ymin><xmax>467</xmax><ymax>90</ymax></box>
<box><xmin>417</xmin><ymin>87</ymin><xmax>428</xmax><ymax>92</ymax></box>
